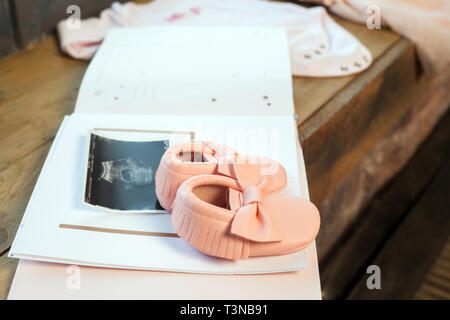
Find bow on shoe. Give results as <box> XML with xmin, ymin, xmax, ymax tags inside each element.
<box><xmin>227</xmin><ymin>180</ymin><xmax>321</xmax><ymax>245</ymax></box>
<box><xmin>229</xmin><ymin>185</ymin><xmax>321</xmax><ymax>244</ymax></box>
<box><xmin>217</xmin><ymin>154</ymin><xmax>287</xmax><ymax>242</ymax></box>
<box><xmin>229</xmin><ymin>183</ymin><xmax>283</xmax><ymax>243</ymax></box>
<box><xmin>216</xmin><ymin>154</ymin><xmax>272</xmax><ymax>190</ymax></box>
<box><xmin>215</xmin><ymin>153</ymin><xmax>319</xmax><ymax>244</ymax></box>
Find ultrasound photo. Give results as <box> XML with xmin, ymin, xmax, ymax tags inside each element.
<box><xmin>84</xmin><ymin>132</ymin><xmax>169</xmax><ymax>212</ymax></box>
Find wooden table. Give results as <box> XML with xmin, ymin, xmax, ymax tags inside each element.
<box><xmin>1</xmin><ymin>16</ymin><xmax>449</xmax><ymax>299</ymax></box>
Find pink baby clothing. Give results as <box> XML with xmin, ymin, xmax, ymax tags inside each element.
<box><xmin>57</xmin><ymin>0</ymin><xmax>373</xmax><ymax>77</ymax></box>
<box><xmin>301</xmin><ymin>0</ymin><xmax>450</xmax><ymax>74</ymax></box>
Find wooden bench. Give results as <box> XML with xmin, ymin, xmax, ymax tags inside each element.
<box><xmin>0</xmin><ymin>14</ymin><xmax>449</xmax><ymax>299</ymax></box>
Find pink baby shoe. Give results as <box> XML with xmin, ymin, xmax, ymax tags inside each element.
<box><xmin>155</xmin><ymin>142</ymin><xmax>287</xmax><ymax>212</ymax></box>
<box><xmin>171</xmin><ymin>174</ymin><xmax>320</xmax><ymax>260</ymax></box>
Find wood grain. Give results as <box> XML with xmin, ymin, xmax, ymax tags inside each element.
<box><xmin>0</xmin><ymin>141</ymin><xmax>52</xmax><ymax>253</ymax></box>
<box><xmin>0</xmin><ymin>37</ymin><xmax>87</xmax><ymax>253</ymax></box>
<box><xmin>321</xmin><ymin>108</ymin><xmax>450</xmax><ymax>299</ymax></box>
<box><xmin>315</xmin><ymin>67</ymin><xmax>450</xmax><ymax>264</ymax></box>
<box><xmin>414</xmin><ymin>240</ymin><xmax>450</xmax><ymax>300</ymax></box>
<box><xmin>301</xmin><ymin>39</ymin><xmax>418</xmax><ymax>207</ymax></box>
<box><xmin>347</xmin><ymin>160</ymin><xmax>450</xmax><ymax>299</ymax></box>
<box><xmin>0</xmin><ymin>253</ymin><xmax>18</xmax><ymax>300</ymax></box>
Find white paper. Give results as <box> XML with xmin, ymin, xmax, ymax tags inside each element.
<box><xmin>75</xmin><ymin>27</ymin><xmax>294</xmax><ymax>116</ymax></box>
<box><xmin>8</xmin><ymin>130</ymin><xmax>322</xmax><ymax>299</ymax></box>
<box><xmin>10</xmin><ymin>113</ymin><xmax>307</xmax><ymax>274</ymax></box>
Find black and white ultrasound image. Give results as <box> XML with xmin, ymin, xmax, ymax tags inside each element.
<box><xmin>84</xmin><ymin>133</ymin><xmax>168</xmax><ymax>211</ymax></box>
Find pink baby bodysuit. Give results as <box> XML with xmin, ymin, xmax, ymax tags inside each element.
<box><xmin>58</xmin><ymin>0</ymin><xmax>373</xmax><ymax>77</ymax></box>
<box><xmin>301</xmin><ymin>0</ymin><xmax>450</xmax><ymax>74</ymax></box>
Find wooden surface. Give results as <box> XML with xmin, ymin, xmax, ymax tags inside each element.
<box><xmin>300</xmin><ymin>39</ymin><xmax>415</xmax><ymax>205</ymax></box>
<box><xmin>415</xmin><ymin>239</ymin><xmax>450</xmax><ymax>300</ymax></box>
<box><xmin>348</xmin><ymin>159</ymin><xmax>450</xmax><ymax>299</ymax></box>
<box><xmin>0</xmin><ymin>36</ymin><xmax>87</xmax><ymax>257</ymax></box>
<box><xmin>321</xmin><ymin>109</ymin><xmax>450</xmax><ymax>299</ymax></box>
<box><xmin>0</xmin><ymin>11</ymin><xmax>447</xmax><ymax>299</ymax></box>
<box><xmin>317</xmin><ymin>66</ymin><xmax>450</xmax><ymax>262</ymax></box>
<box><xmin>0</xmin><ymin>251</ymin><xmax>17</xmax><ymax>299</ymax></box>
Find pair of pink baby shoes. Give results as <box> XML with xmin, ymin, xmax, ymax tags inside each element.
<box><xmin>155</xmin><ymin>142</ymin><xmax>320</xmax><ymax>260</ymax></box>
